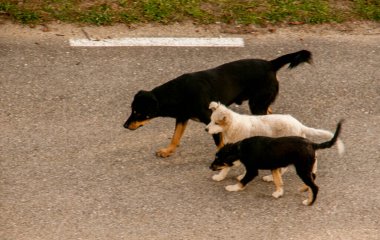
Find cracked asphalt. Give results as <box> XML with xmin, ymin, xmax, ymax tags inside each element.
<box><xmin>0</xmin><ymin>23</ymin><xmax>379</xmax><ymax>240</ymax></box>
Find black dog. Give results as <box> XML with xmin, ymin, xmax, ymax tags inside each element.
<box><xmin>124</xmin><ymin>50</ymin><xmax>312</xmax><ymax>157</ymax></box>
<box><xmin>210</xmin><ymin>120</ymin><xmax>343</xmax><ymax>206</ymax></box>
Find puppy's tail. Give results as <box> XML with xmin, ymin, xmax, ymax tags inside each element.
<box><xmin>312</xmin><ymin>120</ymin><xmax>344</xmax><ymax>153</ymax></box>
<box><xmin>302</xmin><ymin>125</ymin><xmax>345</xmax><ymax>156</ymax></box>
<box><xmin>270</xmin><ymin>50</ymin><xmax>312</xmax><ymax>72</ymax></box>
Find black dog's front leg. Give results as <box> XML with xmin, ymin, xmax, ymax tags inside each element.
<box><xmin>225</xmin><ymin>169</ymin><xmax>258</xmax><ymax>192</ymax></box>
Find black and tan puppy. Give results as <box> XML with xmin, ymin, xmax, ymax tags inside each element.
<box><xmin>124</xmin><ymin>50</ymin><xmax>312</xmax><ymax>157</ymax></box>
<box><xmin>210</xmin><ymin>120</ymin><xmax>343</xmax><ymax>206</ymax></box>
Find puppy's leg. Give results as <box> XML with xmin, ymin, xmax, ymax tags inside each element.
<box><xmin>271</xmin><ymin>169</ymin><xmax>284</xmax><ymax>198</ymax></box>
<box><xmin>262</xmin><ymin>173</ymin><xmax>274</xmax><ymax>182</ymax></box>
<box><xmin>156</xmin><ymin>120</ymin><xmax>188</xmax><ymax>157</ymax></box>
<box><xmin>235</xmin><ymin>161</ymin><xmax>245</xmax><ymax>180</ymax></box>
<box><xmin>225</xmin><ymin>182</ymin><xmax>244</xmax><ymax>191</ymax></box>
<box><xmin>212</xmin><ymin>167</ymin><xmax>230</xmax><ymax>181</ymax></box>
<box><xmin>302</xmin><ymin>181</ymin><xmax>319</xmax><ymax>206</ymax></box>
<box><xmin>226</xmin><ymin>169</ymin><xmax>258</xmax><ymax>192</ymax></box>
<box><xmin>296</xmin><ymin>168</ymin><xmax>319</xmax><ymax>206</ymax></box>
<box><xmin>263</xmin><ymin>167</ymin><xmax>287</xmax><ymax>182</ymax></box>
<box><xmin>300</xmin><ymin>157</ymin><xmax>317</xmax><ymax>192</ymax></box>
<box><xmin>236</xmin><ymin>171</ymin><xmax>245</xmax><ymax>181</ymax></box>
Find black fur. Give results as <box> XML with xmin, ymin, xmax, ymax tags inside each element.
<box><xmin>210</xmin><ymin>120</ymin><xmax>343</xmax><ymax>205</ymax></box>
<box><xmin>124</xmin><ymin>50</ymin><xmax>312</xmax><ymax>152</ymax></box>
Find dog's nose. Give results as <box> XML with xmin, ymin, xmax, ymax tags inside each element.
<box><xmin>205</xmin><ymin>127</ymin><xmax>209</xmax><ymax>132</ymax></box>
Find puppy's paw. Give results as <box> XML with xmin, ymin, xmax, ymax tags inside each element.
<box><xmin>272</xmin><ymin>189</ymin><xmax>284</xmax><ymax>198</ymax></box>
<box><xmin>302</xmin><ymin>199</ymin><xmax>311</xmax><ymax>206</ymax></box>
<box><xmin>262</xmin><ymin>174</ymin><xmax>274</xmax><ymax>182</ymax></box>
<box><xmin>156</xmin><ymin>148</ymin><xmax>174</xmax><ymax>158</ymax></box>
<box><xmin>225</xmin><ymin>184</ymin><xmax>243</xmax><ymax>192</ymax></box>
<box><xmin>212</xmin><ymin>174</ymin><xmax>226</xmax><ymax>182</ymax></box>
<box><xmin>236</xmin><ymin>174</ymin><xmax>245</xmax><ymax>181</ymax></box>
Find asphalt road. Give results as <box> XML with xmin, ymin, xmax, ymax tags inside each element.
<box><xmin>1</xmin><ymin>24</ymin><xmax>379</xmax><ymax>240</ymax></box>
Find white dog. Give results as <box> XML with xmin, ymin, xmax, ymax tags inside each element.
<box><xmin>205</xmin><ymin>102</ymin><xmax>344</xmax><ymax>197</ymax></box>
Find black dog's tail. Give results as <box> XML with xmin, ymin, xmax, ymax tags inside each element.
<box><xmin>270</xmin><ymin>50</ymin><xmax>312</xmax><ymax>72</ymax></box>
<box><xmin>312</xmin><ymin>120</ymin><xmax>344</xmax><ymax>151</ymax></box>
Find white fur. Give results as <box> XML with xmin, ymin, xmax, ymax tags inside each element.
<box><xmin>206</xmin><ymin>102</ymin><xmax>344</xmax><ymax>181</ymax></box>
<box><xmin>272</xmin><ymin>189</ymin><xmax>284</xmax><ymax>198</ymax></box>
<box><xmin>212</xmin><ymin>168</ymin><xmax>230</xmax><ymax>181</ymax></box>
<box><xmin>225</xmin><ymin>183</ymin><xmax>244</xmax><ymax>191</ymax></box>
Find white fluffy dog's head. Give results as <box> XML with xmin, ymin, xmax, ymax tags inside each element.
<box><xmin>205</xmin><ymin>102</ymin><xmax>232</xmax><ymax>134</ymax></box>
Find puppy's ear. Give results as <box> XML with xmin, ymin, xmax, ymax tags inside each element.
<box><xmin>136</xmin><ymin>90</ymin><xmax>149</xmax><ymax>97</ymax></box>
<box><xmin>221</xmin><ymin>116</ymin><xmax>227</xmax><ymax>123</ymax></box>
<box><xmin>209</xmin><ymin>101</ymin><xmax>220</xmax><ymax>111</ymax></box>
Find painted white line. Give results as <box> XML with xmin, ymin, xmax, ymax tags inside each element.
<box><xmin>69</xmin><ymin>37</ymin><xmax>244</xmax><ymax>47</ymax></box>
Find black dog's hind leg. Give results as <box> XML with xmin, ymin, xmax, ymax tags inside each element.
<box><xmin>248</xmin><ymin>97</ymin><xmax>274</xmax><ymax>115</ymax></box>
<box><xmin>297</xmin><ymin>169</ymin><xmax>319</xmax><ymax>206</ymax></box>
<box><xmin>248</xmin><ymin>84</ymin><xmax>278</xmax><ymax>115</ymax></box>
<box><xmin>156</xmin><ymin>119</ymin><xmax>188</xmax><ymax>158</ymax></box>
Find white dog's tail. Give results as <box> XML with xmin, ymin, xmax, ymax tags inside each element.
<box><xmin>302</xmin><ymin>126</ymin><xmax>345</xmax><ymax>156</ymax></box>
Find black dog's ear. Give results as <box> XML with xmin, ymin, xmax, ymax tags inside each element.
<box><xmin>137</xmin><ymin>90</ymin><xmax>158</xmax><ymax>105</ymax></box>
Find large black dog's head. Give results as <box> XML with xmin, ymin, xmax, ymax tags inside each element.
<box><xmin>124</xmin><ymin>90</ymin><xmax>159</xmax><ymax>130</ymax></box>
<box><xmin>210</xmin><ymin>143</ymin><xmax>240</xmax><ymax>171</ymax></box>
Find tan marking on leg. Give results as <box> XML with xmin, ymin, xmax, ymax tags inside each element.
<box><xmin>303</xmin><ymin>188</ymin><xmax>314</xmax><ymax>206</ymax></box>
<box><xmin>267</xmin><ymin>107</ymin><xmax>273</xmax><ymax>114</ymax></box>
<box><xmin>313</xmin><ymin>154</ymin><xmax>318</xmax><ymax>174</ymax></box>
<box><xmin>271</xmin><ymin>169</ymin><xmax>284</xmax><ymax>198</ymax></box>
<box><xmin>299</xmin><ymin>185</ymin><xmax>309</xmax><ymax>192</ymax></box>
<box><xmin>156</xmin><ymin>120</ymin><xmax>188</xmax><ymax>157</ymax></box>
<box><xmin>300</xmin><ymin>158</ymin><xmax>317</xmax><ymax>192</ymax></box>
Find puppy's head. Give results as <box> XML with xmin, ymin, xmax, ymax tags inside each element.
<box><xmin>205</xmin><ymin>102</ymin><xmax>231</xmax><ymax>134</ymax></box>
<box><xmin>124</xmin><ymin>90</ymin><xmax>159</xmax><ymax>130</ymax></box>
<box><xmin>210</xmin><ymin>143</ymin><xmax>240</xmax><ymax>171</ymax></box>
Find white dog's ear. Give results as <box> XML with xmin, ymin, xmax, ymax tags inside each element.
<box><xmin>220</xmin><ymin>116</ymin><xmax>227</xmax><ymax>123</ymax></box>
<box><xmin>209</xmin><ymin>101</ymin><xmax>220</xmax><ymax>111</ymax></box>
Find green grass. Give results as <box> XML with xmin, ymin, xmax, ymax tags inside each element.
<box><xmin>354</xmin><ymin>0</ymin><xmax>380</xmax><ymax>21</ymax></box>
<box><xmin>0</xmin><ymin>0</ymin><xmax>379</xmax><ymax>25</ymax></box>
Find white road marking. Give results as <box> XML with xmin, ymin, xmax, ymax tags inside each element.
<box><xmin>69</xmin><ymin>37</ymin><xmax>244</xmax><ymax>47</ymax></box>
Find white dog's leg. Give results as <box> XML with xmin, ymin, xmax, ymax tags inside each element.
<box><xmin>212</xmin><ymin>167</ymin><xmax>230</xmax><ymax>181</ymax></box>
<box><xmin>225</xmin><ymin>183</ymin><xmax>244</xmax><ymax>191</ymax></box>
<box><xmin>234</xmin><ymin>161</ymin><xmax>245</xmax><ymax>180</ymax></box>
<box><xmin>262</xmin><ymin>173</ymin><xmax>274</xmax><ymax>182</ymax></box>
<box><xmin>263</xmin><ymin>167</ymin><xmax>288</xmax><ymax>182</ymax></box>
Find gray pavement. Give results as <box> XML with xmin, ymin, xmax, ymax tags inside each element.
<box><xmin>1</xmin><ymin>25</ymin><xmax>379</xmax><ymax>240</ymax></box>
